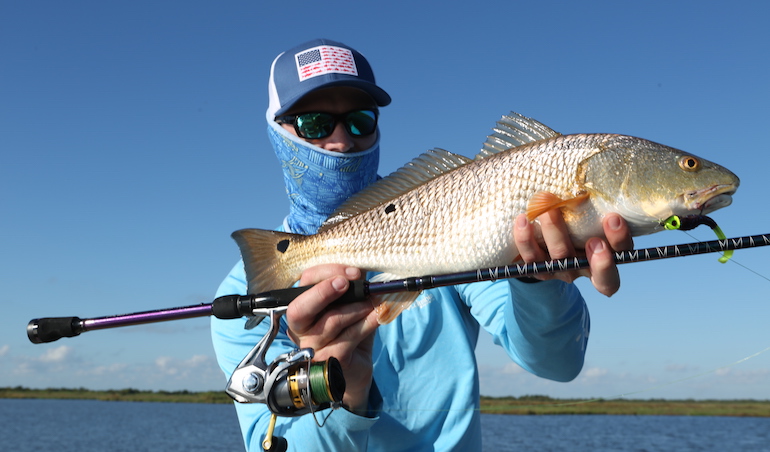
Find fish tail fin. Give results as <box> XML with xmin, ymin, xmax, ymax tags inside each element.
<box><xmin>231</xmin><ymin>228</ymin><xmax>304</xmax><ymax>294</ymax></box>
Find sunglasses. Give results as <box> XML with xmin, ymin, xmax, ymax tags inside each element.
<box><xmin>275</xmin><ymin>109</ymin><xmax>378</xmax><ymax>139</ymax></box>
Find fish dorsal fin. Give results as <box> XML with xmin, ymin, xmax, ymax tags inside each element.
<box><xmin>320</xmin><ymin>148</ymin><xmax>472</xmax><ymax>231</ymax></box>
<box><xmin>475</xmin><ymin>111</ymin><xmax>562</xmax><ymax>160</ymax></box>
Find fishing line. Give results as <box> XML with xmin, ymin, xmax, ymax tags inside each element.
<box><xmin>547</xmin><ymin>344</ymin><xmax>770</xmax><ymax>408</ymax></box>
<box><xmin>391</xmin><ymin>218</ymin><xmax>770</xmax><ymax>414</ymax></box>
<box><xmin>370</xmin><ymin>345</ymin><xmax>770</xmax><ymax>415</ymax></box>
<box><xmin>679</xmin><ymin>229</ymin><xmax>770</xmax><ymax>284</ymax></box>
<box><xmin>662</xmin><ymin>213</ymin><xmax>770</xmax><ymax>281</ymax></box>
<box><xmin>538</xmin><ymin>217</ymin><xmax>770</xmax><ymax>409</ymax></box>
<box><xmin>549</xmin><ymin>217</ymin><xmax>770</xmax><ymax>407</ymax></box>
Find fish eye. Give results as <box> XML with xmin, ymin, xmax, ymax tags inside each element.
<box><xmin>678</xmin><ymin>156</ymin><xmax>700</xmax><ymax>172</ymax></box>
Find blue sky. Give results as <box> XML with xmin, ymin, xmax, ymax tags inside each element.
<box><xmin>2</xmin><ymin>1</ymin><xmax>769</xmax><ymax>401</ymax></box>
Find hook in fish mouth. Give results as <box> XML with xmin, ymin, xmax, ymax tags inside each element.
<box><xmin>686</xmin><ymin>184</ymin><xmax>737</xmax><ymax>213</ymax></box>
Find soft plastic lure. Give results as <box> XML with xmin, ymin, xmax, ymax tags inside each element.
<box><xmin>662</xmin><ymin>215</ymin><xmax>732</xmax><ymax>263</ymax></box>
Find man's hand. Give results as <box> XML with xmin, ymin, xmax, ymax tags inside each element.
<box><xmin>285</xmin><ymin>264</ymin><xmax>379</xmax><ymax>415</ymax></box>
<box><xmin>514</xmin><ymin>211</ymin><xmax>634</xmax><ymax>296</ymax></box>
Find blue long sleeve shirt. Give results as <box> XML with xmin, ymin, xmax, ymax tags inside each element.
<box><xmin>210</xmin><ymin>257</ymin><xmax>590</xmax><ymax>451</ymax></box>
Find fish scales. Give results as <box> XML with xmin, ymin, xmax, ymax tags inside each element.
<box><xmin>296</xmin><ymin>138</ymin><xmax>586</xmax><ymax>274</ymax></box>
<box><xmin>233</xmin><ymin>112</ymin><xmax>739</xmax><ymax>324</ymax></box>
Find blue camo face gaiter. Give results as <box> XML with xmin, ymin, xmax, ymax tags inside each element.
<box><xmin>267</xmin><ymin>120</ymin><xmax>380</xmax><ymax>235</ymax></box>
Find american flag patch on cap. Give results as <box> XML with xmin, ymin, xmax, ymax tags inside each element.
<box><xmin>295</xmin><ymin>45</ymin><xmax>358</xmax><ymax>81</ymax></box>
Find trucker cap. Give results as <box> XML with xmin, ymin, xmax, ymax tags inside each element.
<box><xmin>267</xmin><ymin>38</ymin><xmax>391</xmax><ymax>118</ymax></box>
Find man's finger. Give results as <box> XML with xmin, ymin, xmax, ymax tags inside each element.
<box><xmin>586</xmin><ymin>238</ymin><xmax>620</xmax><ymax>297</ymax></box>
<box><xmin>538</xmin><ymin>209</ymin><xmax>575</xmax><ymax>260</ymax></box>
<box><xmin>603</xmin><ymin>213</ymin><xmax>634</xmax><ymax>252</ymax></box>
<box><xmin>287</xmin><ymin>276</ymin><xmax>351</xmax><ymax>335</ymax></box>
<box><xmin>514</xmin><ymin>214</ymin><xmax>546</xmax><ymax>263</ymax></box>
<box><xmin>300</xmin><ymin>265</ymin><xmax>361</xmax><ymax>286</ymax></box>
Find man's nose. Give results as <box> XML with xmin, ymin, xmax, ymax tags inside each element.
<box><xmin>317</xmin><ymin>123</ymin><xmax>355</xmax><ymax>153</ymax></box>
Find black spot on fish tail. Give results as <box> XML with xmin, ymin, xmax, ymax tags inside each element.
<box><xmin>231</xmin><ymin>228</ymin><xmax>303</xmax><ymax>295</ymax></box>
<box><xmin>385</xmin><ymin>204</ymin><xmax>396</xmax><ymax>214</ymax></box>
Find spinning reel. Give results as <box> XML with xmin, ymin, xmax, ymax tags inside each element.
<box><xmin>225</xmin><ymin>306</ymin><xmax>345</xmax><ymax>416</ymax></box>
<box><xmin>224</xmin><ymin>305</ymin><xmax>346</xmax><ymax>451</ymax></box>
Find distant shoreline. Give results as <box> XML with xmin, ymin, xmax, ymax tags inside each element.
<box><xmin>2</xmin><ymin>387</ymin><xmax>768</xmax><ymax>416</ymax></box>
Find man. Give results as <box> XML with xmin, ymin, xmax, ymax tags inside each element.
<box><xmin>211</xmin><ymin>38</ymin><xmax>631</xmax><ymax>451</ymax></box>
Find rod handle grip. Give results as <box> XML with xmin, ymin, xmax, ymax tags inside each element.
<box><xmin>224</xmin><ymin>279</ymin><xmax>370</xmax><ymax>313</ymax></box>
<box><xmin>27</xmin><ymin>317</ymin><xmax>83</xmax><ymax>344</ymax></box>
<box><xmin>337</xmin><ymin>279</ymin><xmax>370</xmax><ymax>303</ymax></box>
<box><xmin>211</xmin><ymin>295</ymin><xmax>257</xmax><ymax>319</ymax></box>
<box><xmin>272</xmin><ymin>279</ymin><xmax>368</xmax><ymax>306</ymax></box>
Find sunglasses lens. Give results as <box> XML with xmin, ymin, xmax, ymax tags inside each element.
<box><xmin>345</xmin><ymin>110</ymin><xmax>377</xmax><ymax>136</ymax></box>
<box><xmin>295</xmin><ymin>113</ymin><xmax>335</xmax><ymax>139</ymax></box>
<box><xmin>288</xmin><ymin>110</ymin><xmax>378</xmax><ymax>139</ymax></box>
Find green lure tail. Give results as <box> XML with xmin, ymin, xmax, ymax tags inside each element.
<box><xmin>662</xmin><ymin>215</ymin><xmax>733</xmax><ymax>263</ymax></box>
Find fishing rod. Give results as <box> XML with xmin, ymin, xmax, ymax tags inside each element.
<box><xmin>28</xmin><ymin>228</ymin><xmax>770</xmax><ymax>345</ymax></box>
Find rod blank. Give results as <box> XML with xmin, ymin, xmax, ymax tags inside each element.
<box><xmin>27</xmin><ymin>233</ymin><xmax>770</xmax><ymax>343</ymax></box>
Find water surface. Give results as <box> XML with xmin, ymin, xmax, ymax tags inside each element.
<box><xmin>2</xmin><ymin>399</ymin><xmax>769</xmax><ymax>451</ymax></box>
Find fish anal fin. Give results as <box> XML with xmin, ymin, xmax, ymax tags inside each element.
<box><xmin>526</xmin><ymin>192</ymin><xmax>590</xmax><ymax>222</ymax></box>
<box><xmin>367</xmin><ymin>272</ymin><xmax>421</xmax><ymax>324</ymax></box>
<box><xmin>372</xmin><ymin>292</ymin><xmax>421</xmax><ymax>324</ymax></box>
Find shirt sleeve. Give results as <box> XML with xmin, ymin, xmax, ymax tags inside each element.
<box><xmin>210</xmin><ymin>261</ymin><xmax>378</xmax><ymax>451</ymax></box>
<box><xmin>457</xmin><ymin>278</ymin><xmax>590</xmax><ymax>382</ymax></box>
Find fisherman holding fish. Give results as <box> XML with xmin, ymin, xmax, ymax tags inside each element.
<box><xmin>211</xmin><ymin>38</ymin><xmax>636</xmax><ymax>451</ymax></box>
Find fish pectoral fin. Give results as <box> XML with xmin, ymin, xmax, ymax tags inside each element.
<box><xmin>526</xmin><ymin>192</ymin><xmax>590</xmax><ymax>222</ymax></box>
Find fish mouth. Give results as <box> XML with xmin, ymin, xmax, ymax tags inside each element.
<box><xmin>686</xmin><ymin>184</ymin><xmax>738</xmax><ymax>214</ymax></box>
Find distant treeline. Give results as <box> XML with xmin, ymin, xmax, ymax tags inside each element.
<box><xmin>0</xmin><ymin>386</ymin><xmax>231</xmax><ymax>404</ymax></box>
<box><xmin>2</xmin><ymin>387</ymin><xmax>769</xmax><ymax>416</ymax></box>
<box><xmin>479</xmin><ymin>395</ymin><xmax>770</xmax><ymax>417</ymax></box>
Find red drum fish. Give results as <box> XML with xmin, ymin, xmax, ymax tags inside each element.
<box><xmin>233</xmin><ymin>112</ymin><xmax>739</xmax><ymax>323</ymax></box>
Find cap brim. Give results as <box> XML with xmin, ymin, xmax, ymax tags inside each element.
<box><xmin>274</xmin><ymin>79</ymin><xmax>391</xmax><ymax>117</ymax></box>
